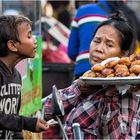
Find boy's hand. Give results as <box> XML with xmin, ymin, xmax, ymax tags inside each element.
<box><xmin>35</xmin><ymin>118</ymin><xmax>49</xmax><ymax>132</ymax></box>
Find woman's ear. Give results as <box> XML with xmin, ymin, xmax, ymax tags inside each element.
<box><xmin>7</xmin><ymin>40</ymin><xmax>18</xmax><ymax>52</ymax></box>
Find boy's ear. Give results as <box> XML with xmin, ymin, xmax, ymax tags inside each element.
<box><xmin>7</xmin><ymin>40</ymin><xmax>18</xmax><ymax>52</ymax></box>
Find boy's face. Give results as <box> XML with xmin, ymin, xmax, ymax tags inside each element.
<box><xmin>15</xmin><ymin>22</ymin><xmax>37</xmax><ymax>58</ymax></box>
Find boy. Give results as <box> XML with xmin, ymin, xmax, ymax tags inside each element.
<box><xmin>0</xmin><ymin>15</ymin><xmax>49</xmax><ymax>139</ymax></box>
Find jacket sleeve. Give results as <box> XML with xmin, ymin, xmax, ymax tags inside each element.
<box><xmin>45</xmin><ymin>80</ymin><xmax>83</xmax><ymax>117</ymax></box>
<box><xmin>0</xmin><ymin>112</ymin><xmax>37</xmax><ymax>132</ymax></box>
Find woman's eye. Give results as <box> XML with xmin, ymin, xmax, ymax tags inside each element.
<box><xmin>107</xmin><ymin>44</ymin><xmax>113</xmax><ymax>47</ymax></box>
<box><xmin>93</xmin><ymin>39</ymin><xmax>100</xmax><ymax>43</ymax></box>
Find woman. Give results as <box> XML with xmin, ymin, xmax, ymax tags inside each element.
<box><xmin>45</xmin><ymin>11</ymin><xmax>140</xmax><ymax>139</ymax></box>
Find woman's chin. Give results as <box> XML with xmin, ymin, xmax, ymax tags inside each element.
<box><xmin>90</xmin><ymin>61</ymin><xmax>97</xmax><ymax>66</ymax></box>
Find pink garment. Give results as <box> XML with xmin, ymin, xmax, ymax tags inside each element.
<box><xmin>43</xmin><ymin>45</ymin><xmax>71</xmax><ymax>63</ymax></box>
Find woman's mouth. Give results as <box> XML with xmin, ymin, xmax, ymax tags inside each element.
<box><xmin>91</xmin><ymin>55</ymin><xmax>102</xmax><ymax>63</ymax></box>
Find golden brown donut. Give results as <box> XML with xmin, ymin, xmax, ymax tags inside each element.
<box><xmin>131</xmin><ymin>60</ymin><xmax>140</xmax><ymax>67</ymax></box>
<box><xmin>115</xmin><ymin>67</ymin><xmax>130</xmax><ymax>77</ymax></box>
<box><xmin>82</xmin><ymin>70</ymin><xmax>96</xmax><ymax>77</ymax></box>
<box><xmin>105</xmin><ymin>60</ymin><xmax>118</xmax><ymax>68</ymax></box>
<box><xmin>115</xmin><ymin>71</ymin><xmax>130</xmax><ymax>77</ymax></box>
<box><xmin>82</xmin><ymin>70</ymin><xmax>90</xmax><ymax>77</ymax></box>
<box><xmin>130</xmin><ymin>65</ymin><xmax>140</xmax><ymax>74</ymax></box>
<box><xmin>91</xmin><ymin>64</ymin><xmax>105</xmax><ymax>72</ymax></box>
<box><xmin>129</xmin><ymin>73</ymin><xmax>137</xmax><ymax>77</ymax></box>
<box><xmin>114</xmin><ymin>64</ymin><xmax>128</xmax><ymax>70</ymax></box>
<box><xmin>106</xmin><ymin>73</ymin><xmax>115</xmax><ymax>77</ymax></box>
<box><xmin>95</xmin><ymin>72</ymin><xmax>104</xmax><ymax>77</ymax></box>
<box><xmin>101</xmin><ymin>68</ymin><xmax>114</xmax><ymax>77</ymax></box>
<box><xmin>129</xmin><ymin>54</ymin><xmax>137</xmax><ymax>62</ymax></box>
<box><xmin>118</xmin><ymin>57</ymin><xmax>131</xmax><ymax>66</ymax></box>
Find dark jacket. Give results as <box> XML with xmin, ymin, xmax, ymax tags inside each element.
<box><xmin>0</xmin><ymin>60</ymin><xmax>37</xmax><ymax>139</ymax></box>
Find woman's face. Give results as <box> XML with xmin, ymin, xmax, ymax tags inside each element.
<box><xmin>89</xmin><ymin>25</ymin><xmax>124</xmax><ymax>66</ymax></box>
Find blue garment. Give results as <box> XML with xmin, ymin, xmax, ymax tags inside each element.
<box><xmin>68</xmin><ymin>0</ymin><xmax>111</xmax><ymax>78</ymax></box>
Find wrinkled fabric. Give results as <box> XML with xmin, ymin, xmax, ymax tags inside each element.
<box><xmin>45</xmin><ymin>80</ymin><xmax>140</xmax><ymax>139</ymax></box>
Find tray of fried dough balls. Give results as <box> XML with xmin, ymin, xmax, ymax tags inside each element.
<box><xmin>80</xmin><ymin>54</ymin><xmax>140</xmax><ymax>85</ymax></box>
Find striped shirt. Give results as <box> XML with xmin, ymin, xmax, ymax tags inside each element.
<box><xmin>45</xmin><ymin>80</ymin><xmax>140</xmax><ymax>139</ymax></box>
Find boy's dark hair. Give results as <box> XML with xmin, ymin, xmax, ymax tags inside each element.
<box><xmin>93</xmin><ymin>10</ymin><xmax>133</xmax><ymax>55</ymax></box>
<box><xmin>0</xmin><ymin>15</ymin><xmax>32</xmax><ymax>57</ymax></box>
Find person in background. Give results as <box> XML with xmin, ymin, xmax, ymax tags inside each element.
<box><xmin>0</xmin><ymin>15</ymin><xmax>49</xmax><ymax>139</ymax></box>
<box><xmin>47</xmin><ymin>1</ymin><xmax>71</xmax><ymax>28</ymax></box>
<box><xmin>45</xmin><ymin>11</ymin><xmax>140</xmax><ymax>139</ymax></box>
<box><xmin>68</xmin><ymin>0</ymin><xmax>140</xmax><ymax>79</ymax></box>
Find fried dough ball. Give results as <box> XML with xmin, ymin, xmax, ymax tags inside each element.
<box><xmin>84</xmin><ymin>54</ymin><xmax>140</xmax><ymax>78</ymax></box>
<box><xmin>130</xmin><ymin>53</ymin><xmax>140</xmax><ymax>61</ymax></box>
<box><xmin>130</xmin><ymin>65</ymin><xmax>140</xmax><ymax>74</ymax></box>
<box><xmin>82</xmin><ymin>70</ymin><xmax>90</xmax><ymax>77</ymax></box>
<box><xmin>115</xmin><ymin>71</ymin><xmax>130</xmax><ymax>77</ymax></box>
<box><xmin>105</xmin><ymin>60</ymin><xmax>118</xmax><ymax>68</ymax></box>
<box><xmin>129</xmin><ymin>73</ymin><xmax>137</xmax><ymax>77</ymax></box>
<box><xmin>129</xmin><ymin>54</ymin><xmax>136</xmax><ymax>62</ymax></box>
<box><xmin>131</xmin><ymin>60</ymin><xmax>140</xmax><ymax>67</ymax></box>
<box><xmin>115</xmin><ymin>67</ymin><xmax>129</xmax><ymax>73</ymax></box>
<box><xmin>95</xmin><ymin>72</ymin><xmax>104</xmax><ymax>77</ymax></box>
<box><xmin>82</xmin><ymin>70</ymin><xmax>96</xmax><ymax>77</ymax></box>
<box><xmin>106</xmin><ymin>73</ymin><xmax>115</xmax><ymax>77</ymax></box>
<box><xmin>115</xmin><ymin>68</ymin><xmax>130</xmax><ymax>77</ymax></box>
<box><xmin>91</xmin><ymin>64</ymin><xmax>105</xmax><ymax>72</ymax></box>
<box><xmin>101</xmin><ymin>68</ymin><xmax>114</xmax><ymax>77</ymax></box>
<box><xmin>118</xmin><ymin>57</ymin><xmax>131</xmax><ymax>66</ymax></box>
<box><xmin>114</xmin><ymin>64</ymin><xmax>128</xmax><ymax>70</ymax></box>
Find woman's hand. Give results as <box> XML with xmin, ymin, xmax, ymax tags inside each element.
<box><xmin>128</xmin><ymin>84</ymin><xmax>140</xmax><ymax>93</ymax></box>
<box><xmin>77</xmin><ymin>79</ymin><xmax>102</xmax><ymax>95</ymax></box>
<box><xmin>35</xmin><ymin>118</ymin><xmax>49</xmax><ymax>132</ymax></box>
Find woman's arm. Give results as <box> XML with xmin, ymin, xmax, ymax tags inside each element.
<box><xmin>44</xmin><ymin>79</ymin><xmax>102</xmax><ymax>118</ymax></box>
<box><xmin>44</xmin><ymin>80</ymin><xmax>83</xmax><ymax>117</ymax></box>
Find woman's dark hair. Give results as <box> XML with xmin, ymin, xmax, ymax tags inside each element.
<box><xmin>93</xmin><ymin>10</ymin><xmax>133</xmax><ymax>55</ymax></box>
<box><xmin>108</xmin><ymin>1</ymin><xmax>140</xmax><ymax>42</ymax></box>
<box><xmin>0</xmin><ymin>15</ymin><xmax>32</xmax><ymax>57</ymax></box>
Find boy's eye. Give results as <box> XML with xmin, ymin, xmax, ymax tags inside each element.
<box><xmin>28</xmin><ymin>34</ymin><xmax>32</xmax><ymax>38</ymax></box>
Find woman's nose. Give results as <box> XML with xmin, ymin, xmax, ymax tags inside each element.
<box><xmin>95</xmin><ymin>43</ymin><xmax>104</xmax><ymax>53</ymax></box>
